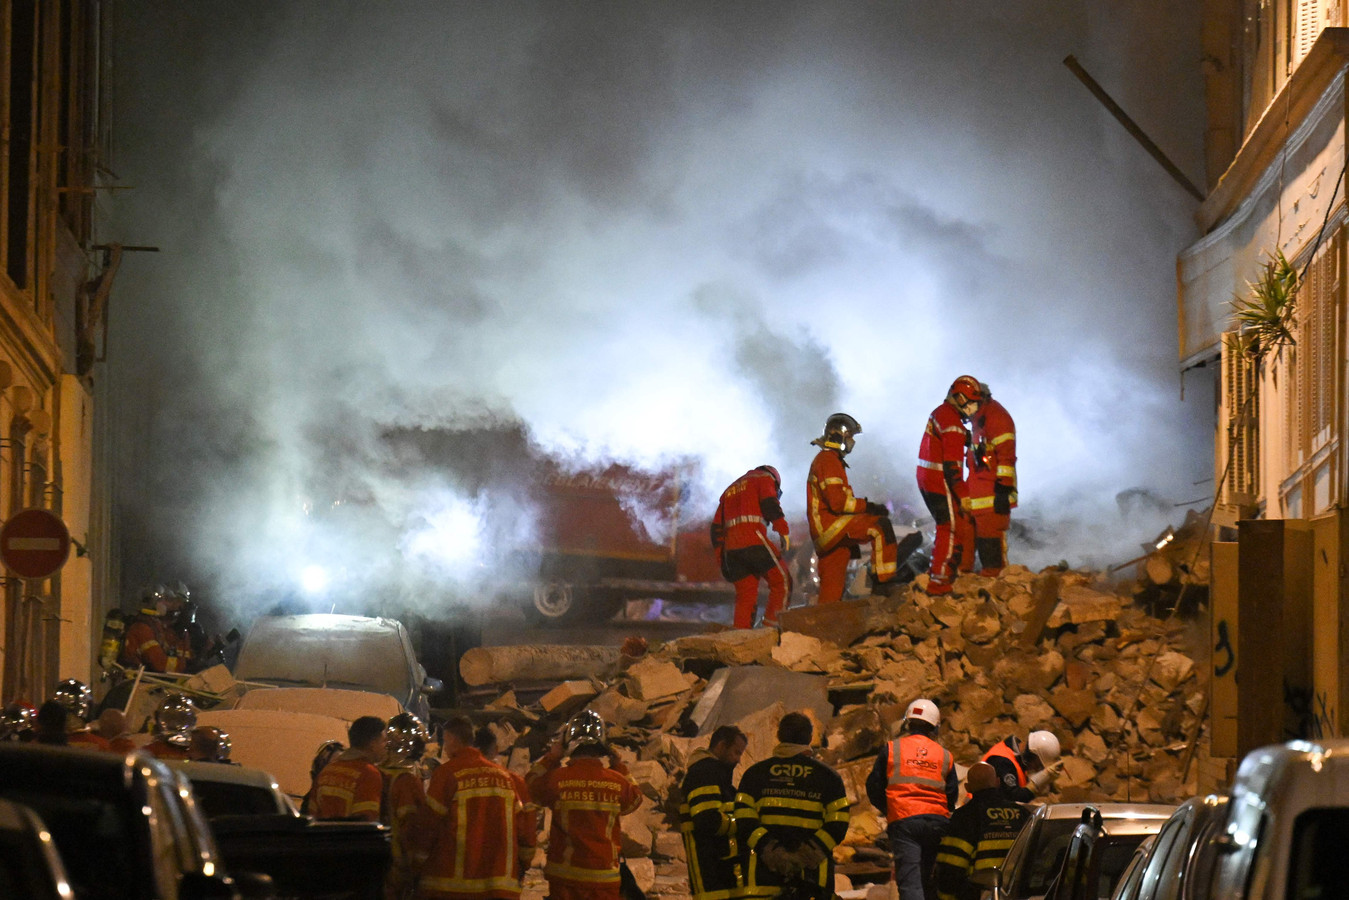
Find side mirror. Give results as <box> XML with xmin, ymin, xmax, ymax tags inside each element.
<box><xmin>422</xmin><ymin>676</ymin><xmax>445</xmax><ymax>694</ymax></box>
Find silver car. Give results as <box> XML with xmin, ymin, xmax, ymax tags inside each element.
<box><xmin>1109</xmin><ymin>795</ymin><xmax>1229</xmax><ymax>900</ymax></box>
<box><xmin>994</xmin><ymin>802</ymin><xmax>1175</xmax><ymax>900</ymax></box>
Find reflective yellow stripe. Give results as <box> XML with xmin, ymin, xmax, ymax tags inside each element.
<box><xmin>989</xmin><ymin>433</ymin><xmax>1014</xmax><ymax>446</ymax></box>
<box><xmin>544</xmin><ymin>862</ymin><xmax>621</xmax><ymax>883</ymax></box>
<box><xmin>725</xmin><ymin>515</ymin><xmax>764</xmax><ymax>527</ymax></box>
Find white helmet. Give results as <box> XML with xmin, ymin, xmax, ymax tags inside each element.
<box><xmin>902</xmin><ymin>698</ymin><xmax>940</xmax><ymax>728</ymax></box>
<box><xmin>1028</xmin><ymin>730</ymin><xmax>1060</xmax><ymax>767</ymax></box>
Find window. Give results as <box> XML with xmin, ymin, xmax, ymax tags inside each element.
<box><xmin>1221</xmin><ymin>331</ymin><xmax>1260</xmax><ymax>506</ymax></box>
<box><xmin>1288</xmin><ymin>808</ymin><xmax>1349</xmax><ymax>898</ymax></box>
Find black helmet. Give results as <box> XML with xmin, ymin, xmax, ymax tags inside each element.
<box><xmin>310</xmin><ymin>740</ymin><xmax>345</xmax><ymax>780</ymax></box>
<box><xmin>0</xmin><ymin>704</ymin><xmax>36</xmax><ymax>741</ymax></box>
<box><xmin>563</xmin><ymin>709</ymin><xmax>608</xmax><ymax>756</ymax></box>
<box><xmin>153</xmin><ymin>693</ymin><xmax>198</xmax><ymax>747</ymax></box>
<box><xmin>52</xmin><ymin>679</ymin><xmax>93</xmax><ymax>722</ymax></box>
<box><xmin>385</xmin><ymin>713</ymin><xmax>429</xmax><ymax>764</ymax></box>
<box><xmin>818</xmin><ymin>413</ymin><xmax>862</xmax><ymax>456</ymax></box>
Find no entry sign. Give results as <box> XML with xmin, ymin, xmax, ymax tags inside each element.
<box><xmin>0</xmin><ymin>508</ymin><xmax>71</xmax><ymax>579</ymax></box>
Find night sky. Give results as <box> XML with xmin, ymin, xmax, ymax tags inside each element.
<box><xmin>106</xmin><ymin>2</ymin><xmax>1211</xmax><ymax>617</ymax></box>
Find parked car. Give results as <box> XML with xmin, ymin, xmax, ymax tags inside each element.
<box><xmin>232</xmin><ymin>614</ymin><xmax>438</xmax><ymax>719</ymax></box>
<box><xmin>1108</xmin><ymin>794</ymin><xmax>1228</xmax><ymax>900</ymax></box>
<box><xmin>1210</xmin><ymin>738</ymin><xmax>1349</xmax><ymax>900</ymax></box>
<box><xmin>0</xmin><ymin>797</ymin><xmax>74</xmax><ymax>900</ymax></box>
<box><xmin>993</xmin><ymin>802</ymin><xmax>1175</xmax><ymax>900</ymax></box>
<box><xmin>0</xmin><ymin>743</ymin><xmax>271</xmax><ymax>899</ymax></box>
<box><xmin>165</xmin><ymin>759</ymin><xmax>391</xmax><ymax>900</ymax></box>
<box><xmin>1108</xmin><ymin>835</ymin><xmax>1154</xmax><ymax>900</ymax></box>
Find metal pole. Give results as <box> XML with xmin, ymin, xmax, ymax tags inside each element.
<box><xmin>1064</xmin><ymin>55</ymin><xmax>1205</xmax><ymax>202</ymax></box>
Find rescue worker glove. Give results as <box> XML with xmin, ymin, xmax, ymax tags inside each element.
<box><xmin>864</xmin><ymin>501</ymin><xmax>888</xmax><ymax>517</ymax></box>
<box><xmin>758</xmin><ymin>840</ymin><xmax>797</xmax><ymax>875</ymax></box>
<box><xmin>993</xmin><ymin>483</ymin><xmax>1013</xmax><ymax>516</ymax></box>
<box><xmin>1029</xmin><ymin>767</ymin><xmax>1052</xmax><ymax>790</ymax></box>
<box><xmin>780</xmin><ymin>533</ymin><xmax>791</xmax><ymax>554</ymax></box>
<box><xmin>791</xmin><ymin>839</ymin><xmax>828</xmax><ymax>869</ymax></box>
<box><xmin>959</xmin><ymin>496</ymin><xmax>974</xmax><ymax>514</ymax></box>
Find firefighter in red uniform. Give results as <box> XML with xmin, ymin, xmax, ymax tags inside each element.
<box><xmin>964</xmin><ymin>384</ymin><xmax>1017</xmax><ymax>576</ymax></box>
<box><xmin>711</xmin><ymin>465</ymin><xmax>793</xmax><ymax>628</ymax></box>
<box><xmin>917</xmin><ymin>377</ymin><xmax>981</xmax><ymax>594</ymax></box>
<box><xmin>981</xmin><ymin>730</ymin><xmax>1060</xmax><ymax>804</ymax></box>
<box><xmin>381</xmin><ymin>713</ymin><xmax>431</xmax><ymax>899</ymax></box>
<box><xmin>527</xmin><ymin>710</ymin><xmax>642</xmax><ymax>900</ymax></box>
<box><xmin>314</xmin><ymin>716</ymin><xmax>387</xmax><ymax>821</ymax></box>
<box><xmin>807</xmin><ymin>413</ymin><xmax>902</xmax><ymax>604</ymax></box>
<box><xmin>417</xmin><ymin>715</ymin><xmax>525</xmax><ymax>899</ymax></box>
<box><xmin>119</xmin><ymin>586</ymin><xmax>192</xmax><ymax>673</ymax></box>
<box><xmin>867</xmin><ymin>699</ymin><xmax>959</xmax><ymax>900</ymax></box>
<box><xmin>473</xmin><ymin>725</ymin><xmax>538</xmax><ymax>882</ymax></box>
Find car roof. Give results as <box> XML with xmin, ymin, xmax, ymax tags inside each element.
<box><xmin>0</xmin><ymin>743</ymin><xmax>151</xmax><ymax>783</ymax></box>
<box><xmin>1031</xmin><ymin>802</ymin><xmax>1178</xmax><ymax>836</ymax></box>
<box><xmin>163</xmin><ymin>759</ymin><xmax>285</xmax><ymax>792</ymax></box>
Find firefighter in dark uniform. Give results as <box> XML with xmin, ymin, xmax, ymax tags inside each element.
<box><xmin>934</xmin><ymin>763</ymin><xmax>1028</xmax><ymax>900</ymax></box>
<box><xmin>981</xmin><ymin>731</ymin><xmax>1060</xmax><ymax>803</ymax></box>
<box><xmin>679</xmin><ymin>725</ymin><xmax>749</xmax><ymax>900</ymax></box>
<box><xmin>735</xmin><ymin>712</ymin><xmax>849</xmax><ymax>899</ymax></box>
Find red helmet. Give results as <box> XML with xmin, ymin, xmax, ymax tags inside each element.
<box><xmin>757</xmin><ymin>465</ymin><xmax>782</xmax><ymax>493</ymax></box>
<box><xmin>947</xmin><ymin>376</ymin><xmax>984</xmax><ymax>417</ymax></box>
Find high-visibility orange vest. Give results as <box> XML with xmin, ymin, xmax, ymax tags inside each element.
<box><xmin>885</xmin><ymin>734</ymin><xmax>953</xmax><ymax>820</ymax></box>
<box><xmin>981</xmin><ymin>740</ymin><xmax>1027</xmax><ymax>787</ymax></box>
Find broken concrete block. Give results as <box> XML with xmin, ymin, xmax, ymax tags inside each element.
<box><xmin>773</xmin><ymin>631</ymin><xmax>830</xmax><ymax>671</ymax></box>
<box><xmin>653</xmin><ymin>829</ymin><xmax>684</xmax><ymax>861</ymax></box>
<box><xmin>688</xmin><ymin>666</ymin><xmax>832</xmax><ymax>737</ymax></box>
<box><xmin>961</xmin><ymin>600</ymin><xmax>1002</xmax><ymax>644</ymax></box>
<box><xmin>627</xmin><ymin>759</ymin><xmax>671</xmax><ymax>801</ymax></box>
<box><xmin>539</xmin><ymin>680</ymin><xmax>599</xmax><ymax>714</ymax></box>
<box><xmin>459</xmin><ymin>644</ymin><xmax>621</xmax><ymax>686</ymax></box>
<box><xmin>1049</xmin><ymin>687</ymin><xmax>1098</xmax><ymax>729</ymax></box>
<box><xmin>666</xmin><ymin>628</ymin><xmax>778</xmax><ymax>665</ymax></box>
<box><xmin>1012</xmin><ymin>693</ymin><xmax>1056</xmax><ymax>731</ymax></box>
<box><xmin>1048</xmin><ymin>584</ymin><xmax>1124</xmax><ymax>627</ymax></box>
<box><xmin>587</xmin><ymin>688</ymin><xmax>650</xmax><ymax>726</ymax></box>
<box><xmin>625</xmin><ymin>855</ymin><xmax>657</xmax><ymax>892</ymax></box>
<box><xmin>778</xmin><ymin>598</ymin><xmax>871</xmax><ymax>647</ymax></box>
<box><xmin>625</xmin><ymin>657</ymin><xmax>692</xmax><ymax>702</ymax></box>
<box><xmin>620</xmin><ymin>800</ymin><xmax>657</xmax><ymax>856</ymax></box>
<box><xmin>1150</xmin><ymin>651</ymin><xmax>1195</xmax><ymax>693</ymax></box>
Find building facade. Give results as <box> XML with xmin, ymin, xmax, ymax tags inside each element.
<box><xmin>0</xmin><ymin>0</ymin><xmax>112</xmax><ymax>703</ymax></box>
<box><xmin>1182</xmin><ymin>3</ymin><xmax>1349</xmax><ymax>780</ymax></box>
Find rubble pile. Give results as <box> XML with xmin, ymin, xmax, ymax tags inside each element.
<box><xmin>470</xmin><ymin>564</ymin><xmax>1206</xmax><ymax>899</ymax></box>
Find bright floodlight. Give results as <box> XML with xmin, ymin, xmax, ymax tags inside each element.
<box><xmin>300</xmin><ymin>564</ymin><xmax>329</xmax><ymax>594</ymax></box>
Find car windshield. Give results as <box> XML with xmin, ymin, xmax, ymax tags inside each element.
<box><xmin>1012</xmin><ymin>819</ymin><xmax>1149</xmax><ymax>899</ymax></box>
<box><xmin>0</xmin><ymin>780</ymin><xmax>146</xmax><ymax>900</ymax></box>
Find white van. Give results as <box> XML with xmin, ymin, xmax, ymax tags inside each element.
<box><xmin>1211</xmin><ymin>738</ymin><xmax>1349</xmax><ymax>899</ymax></box>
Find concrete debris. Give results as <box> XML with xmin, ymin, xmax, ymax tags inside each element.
<box><xmin>468</xmin><ymin>562</ymin><xmax>1205</xmax><ymax>898</ymax></box>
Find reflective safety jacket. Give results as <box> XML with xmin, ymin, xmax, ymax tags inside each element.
<box><xmin>528</xmin><ymin>755</ymin><xmax>642</xmax><ymax>890</ymax></box>
<box><xmin>314</xmin><ymin>754</ymin><xmax>383</xmax><ymax>822</ymax></box>
<box><xmin>119</xmin><ymin>614</ymin><xmax>189</xmax><ymax>673</ymax></box>
<box><xmin>679</xmin><ymin>749</ymin><xmax>741</xmax><ymax>900</ymax></box>
<box><xmin>735</xmin><ymin>744</ymin><xmax>850</xmax><ymax>895</ymax></box>
<box><xmin>807</xmin><ymin>449</ymin><xmax>866</xmax><ymax>551</ymax></box>
<box><xmin>712</xmin><ymin>468</ymin><xmax>789</xmax><ymax>552</ymax></box>
<box><xmin>917</xmin><ymin>402</ymin><xmax>970</xmax><ymax>498</ymax></box>
<box><xmin>883</xmin><ymin>734</ymin><xmax>955</xmax><ymax>820</ymax></box>
<box><xmin>934</xmin><ymin>788</ymin><xmax>1028</xmax><ymax>900</ymax></box>
<box><xmin>967</xmin><ymin>398</ymin><xmax>1017</xmax><ymax>513</ymax></box>
<box><xmin>981</xmin><ymin>738</ymin><xmax>1032</xmax><ymax>804</ymax></box>
<box><xmin>378</xmin><ymin>764</ymin><xmax>430</xmax><ymax>877</ymax></box>
<box><xmin>420</xmin><ymin>746</ymin><xmax>524</xmax><ymax>899</ymax></box>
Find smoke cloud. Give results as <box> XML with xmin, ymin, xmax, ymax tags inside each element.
<box><xmin>107</xmin><ymin>2</ymin><xmax>1211</xmax><ymax>616</ymax></box>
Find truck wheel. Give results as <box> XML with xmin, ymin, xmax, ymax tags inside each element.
<box><xmin>527</xmin><ymin>582</ymin><xmax>581</xmax><ymax>622</ymax></box>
